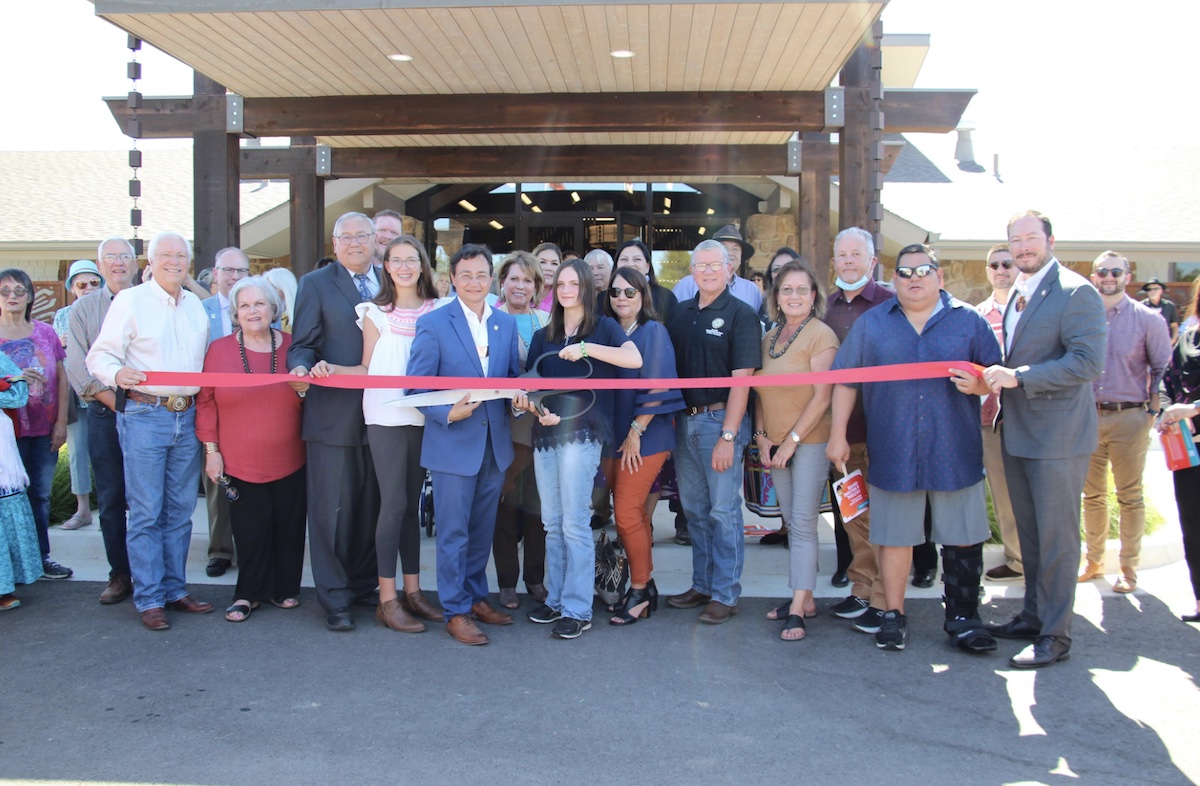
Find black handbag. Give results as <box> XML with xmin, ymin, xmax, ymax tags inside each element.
<box><xmin>594</xmin><ymin>529</ymin><xmax>628</xmax><ymax>607</ymax></box>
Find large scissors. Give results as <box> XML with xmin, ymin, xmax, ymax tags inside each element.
<box><xmin>385</xmin><ymin>351</ymin><xmax>596</xmax><ymax>420</ymax></box>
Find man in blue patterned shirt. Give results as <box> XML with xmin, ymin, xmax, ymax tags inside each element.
<box><xmin>827</xmin><ymin>244</ymin><xmax>1001</xmax><ymax>653</ymax></box>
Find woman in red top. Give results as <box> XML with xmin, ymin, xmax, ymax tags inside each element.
<box><xmin>196</xmin><ymin>276</ymin><xmax>309</xmax><ymax>622</ymax></box>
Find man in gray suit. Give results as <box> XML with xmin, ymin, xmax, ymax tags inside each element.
<box><xmin>982</xmin><ymin>210</ymin><xmax>1106</xmax><ymax>668</ymax></box>
<box><xmin>287</xmin><ymin>212</ymin><xmax>382</xmax><ymax>632</ymax></box>
<box><xmin>200</xmin><ymin>247</ymin><xmax>250</xmax><ymax>577</ymax></box>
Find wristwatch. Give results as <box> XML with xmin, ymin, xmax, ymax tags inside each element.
<box><xmin>789</xmin><ymin>430</ymin><xmax>801</xmax><ymax>444</ymax></box>
<box><xmin>720</xmin><ymin>430</ymin><xmax>735</xmax><ymax>443</ymax></box>
<box><xmin>1014</xmin><ymin>368</ymin><xmax>1025</xmax><ymax>388</ymax></box>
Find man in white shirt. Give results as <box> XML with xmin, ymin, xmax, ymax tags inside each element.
<box><xmin>671</xmin><ymin>225</ymin><xmax>763</xmax><ymax>311</ymax></box>
<box><xmin>200</xmin><ymin>246</ymin><xmax>250</xmax><ymax>576</ymax></box>
<box><xmin>86</xmin><ymin>231</ymin><xmax>214</xmax><ymax>631</ymax></box>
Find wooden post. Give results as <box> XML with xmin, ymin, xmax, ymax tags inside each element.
<box><xmin>289</xmin><ymin>173</ymin><xmax>325</xmax><ymax>278</ymax></box>
<box><xmin>799</xmin><ymin>131</ymin><xmax>832</xmax><ymax>285</ymax></box>
<box><xmin>192</xmin><ymin>73</ymin><xmax>239</xmax><ymax>272</ymax></box>
<box><xmin>838</xmin><ymin>21</ymin><xmax>885</xmax><ymax>257</ymax></box>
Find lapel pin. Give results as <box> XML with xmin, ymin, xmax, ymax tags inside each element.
<box><xmin>493</xmin><ymin>324</ymin><xmax>498</xmax><ymax>331</ymax></box>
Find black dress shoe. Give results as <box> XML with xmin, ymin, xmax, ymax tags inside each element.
<box><xmin>1009</xmin><ymin>636</ymin><xmax>1070</xmax><ymax>669</ymax></box>
<box><xmin>1181</xmin><ymin>612</ymin><xmax>1200</xmax><ymax>623</ymax></box>
<box><xmin>759</xmin><ymin>529</ymin><xmax>788</xmax><ymax>546</ymax></box>
<box><xmin>205</xmin><ymin>558</ymin><xmax>231</xmax><ymax>577</ymax></box>
<box><xmin>326</xmin><ymin>608</ymin><xmax>355</xmax><ymax>632</ymax></box>
<box><xmin>986</xmin><ymin>615</ymin><xmax>1041</xmax><ymax>640</ymax></box>
<box><xmin>352</xmin><ymin>590</ymin><xmax>380</xmax><ymax>608</ymax></box>
<box><xmin>830</xmin><ymin>570</ymin><xmax>849</xmax><ymax>588</ymax></box>
<box><xmin>911</xmin><ymin>568</ymin><xmax>936</xmax><ymax>589</ymax></box>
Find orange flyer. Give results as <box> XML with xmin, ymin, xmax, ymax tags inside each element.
<box><xmin>833</xmin><ymin>469</ymin><xmax>869</xmax><ymax>522</ymax></box>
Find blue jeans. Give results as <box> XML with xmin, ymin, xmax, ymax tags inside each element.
<box><xmin>17</xmin><ymin>434</ymin><xmax>57</xmax><ymax>558</ymax></box>
<box><xmin>674</xmin><ymin>412</ymin><xmax>750</xmax><ymax>606</ymax></box>
<box><xmin>117</xmin><ymin>402</ymin><xmax>201</xmax><ymax>612</ymax></box>
<box><xmin>535</xmin><ymin>439</ymin><xmax>602</xmax><ymax>622</ymax></box>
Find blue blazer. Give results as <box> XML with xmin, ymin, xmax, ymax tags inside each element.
<box><xmin>407</xmin><ymin>300</ymin><xmax>519</xmax><ymax>476</ymax></box>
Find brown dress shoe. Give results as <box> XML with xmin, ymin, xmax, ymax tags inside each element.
<box><xmin>99</xmin><ymin>574</ymin><xmax>132</xmax><ymax>605</ymax></box>
<box><xmin>375</xmin><ymin>598</ymin><xmax>425</xmax><ymax>633</ymax></box>
<box><xmin>445</xmin><ymin>614</ymin><xmax>489</xmax><ymax>645</ymax></box>
<box><xmin>1077</xmin><ymin>560</ymin><xmax>1104</xmax><ymax>583</ymax></box>
<box><xmin>697</xmin><ymin>600</ymin><xmax>738</xmax><ymax>624</ymax></box>
<box><xmin>400</xmin><ymin>590</ymin><xmax>443</xmax><ymax>622</ymax></box>
<box><xmin>166</xmin><ymin>595</ymin><xmax>214</xmax><ymax>614</ymax></box>
<box><xmin>471</xmin><ymin>600</ymin><xmax>514</xmax><ymax>626</ymax></box>
<box><xmin>141</xmin><ymin>608</ymin><xmax>170</xmax><ymax>631</ymax></box>
<box><xmin>665</xmin><ymin>588</ymin><xmax>712</xmax><ymax>609</ymax></box>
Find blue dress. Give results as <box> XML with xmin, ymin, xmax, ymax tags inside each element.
<box><xmin>0</xmin><ymin>353</ymin><xmax>41</xmax><ymax>595</ymax></box>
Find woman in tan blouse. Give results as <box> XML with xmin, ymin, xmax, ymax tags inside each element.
<box><xmin>753</xmin><ymin>259</ymin><xmax>839</xmax><ymax>641</ymax></box>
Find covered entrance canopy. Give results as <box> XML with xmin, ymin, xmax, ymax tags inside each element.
<box><xmin>94</xmin><ymin>0</ymin><xmax>973</xmax><ymax>278</ymax></box>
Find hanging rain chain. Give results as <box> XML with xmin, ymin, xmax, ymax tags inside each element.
<box><xmin>126</xmin><ymin>35</ymin><xmax>144</xmax><ymax>256</ymax></box>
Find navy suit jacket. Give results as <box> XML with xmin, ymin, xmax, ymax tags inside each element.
<box><xmin>407</xmin><ymin>299</ymin><xmax>519</xmax><ymax>476</ymax></box>
<box><xmin>1000</xmin><ymin>260</ymin><xmax>1107</xmax><ymax>459</ymax></box>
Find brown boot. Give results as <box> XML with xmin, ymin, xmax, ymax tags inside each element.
<box><xmin>376</xmin><ymin>598</ymin><xmax>425</xmax><ymax>633</ymax></box>
<box><xmin>401</xmin><ymin>590</ymin><xmax>443</xmax><ymax>622</ymax></box>
<box><xmin>99</xmin><ymin>574</ymin><xmax>132</xmax><ymax>605</ymax></box>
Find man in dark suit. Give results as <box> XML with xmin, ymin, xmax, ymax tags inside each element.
<box><xmin>287</xmin><ymin>212</ymin><xmax>383</xmax><ymax>632</ymax></box>
<box><xmin>200</xmin><ymin>247</ymin><xmax>250</xmax><ymax>577</ymax></box>
<box><xmin>982</xmin><ymin>210</ymin><xmax>1106</xmax><ymax>668</ymax></box>
<box><xmin>407</xmin><ymin>244</ymin><xmax>538</xmax><ymax>646</ymax></box>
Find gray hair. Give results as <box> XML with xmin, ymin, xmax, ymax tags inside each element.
<box><xmin>691</xmin><ymin>238</ymin><xmax>731</xmax><ymax>267</ymax></box>
<box><xmin>262</xmin><ymin>267</ymin><xmax>298</xmax><ymax>327</ymax></box>
<box><xmin>147</xmin><ymin>231</ymin><xmax>192</xmax><ymax>263</ymax></box>
<box><xmin>333</xmin><ymin>211</ymin><xmax>374</xmax><ymax>238</ymax></box>
<box><xmin>228</xmin><ymin>276</ymin><xmax>282</xmax><ymax>324</ymax></box>
<box><xmin>834</xmin><ymin>226</ymin><xmax>875</xmax><ymax>259</ymax></box>
<box><xmin>583</xmin><ymin>248</ymin><xmax>614</xmax><ymax>272</ymax></box>
<box><xmin>97</xmin><ymin>235</ymin><xmax>135</xmax><ymax>260</ymax></box>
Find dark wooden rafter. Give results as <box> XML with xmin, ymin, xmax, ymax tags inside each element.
<box><xmin>103</xmin><ymin>90</ymin><xmax>974</xmax><ymax>139</ymax></box>
<box><xmin>239</xmin><ymin>141</ymin><xmax>902</xmax><ymax>180</ymax></box>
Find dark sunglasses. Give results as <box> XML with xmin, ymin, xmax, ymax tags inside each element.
<box><xmin>895</xmin><ymin>264</ymin><xmax>939</xmax><ymax>279</ymax></box>
<box><xmin>217</xmin><ymin>474</ymin><xmax>240</xmax><ymax>502</ymax></box>
<box><xmin>987</xmin><ymin>260</ymin><xmax>1014</xmax><ymax>270</ymax></box>
<box><xmin>1094</xmin><ymin>268</ymin><xmax>1126</xmax><ymax>278</ymax></box>
<box><xmin>608</xmin><ymin>286</ymin><xmax>639</xmax><ymax>299</ymax></box>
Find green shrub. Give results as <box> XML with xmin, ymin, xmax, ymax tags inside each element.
<box><xmin>50</xmin><ymin>445</ymin><xmax>97</xmax><ymax>524</ymax></box>
<box><xmin>985</xmin><ymin>470</ymin><xmax>1163</xmax><ymax>544</ymax></box>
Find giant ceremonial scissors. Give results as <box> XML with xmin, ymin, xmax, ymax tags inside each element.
<box><xmin>386</xmin><ymin>350</ymin><xmax>596</xmax><ymax>420</ymax></box>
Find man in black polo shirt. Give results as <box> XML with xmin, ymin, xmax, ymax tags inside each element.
<box><xmin>665</xmin><ymin>239</ymin><xmax>762</xmax><ymax>623</ymax></box>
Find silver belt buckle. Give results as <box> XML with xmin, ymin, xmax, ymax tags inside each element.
<box><xmin>167</xmin><ymin>395</ymin><xmax>189</xmax><ymax>412</ymax></box>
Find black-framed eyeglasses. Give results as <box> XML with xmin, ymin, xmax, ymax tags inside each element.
<box><xmin>608</xmin><ymin>286</ymin><xmax>638</xmax><ymax>299</ymax></box>
<box><xmin>987</xmin><ymin>260</ymin><xmax>1014</xmax><ymax>270</ymax></box>
<box><xmin>1094</xmin><ymin>268</ymin><xmax>1126</xmax><ymax>278</ymax></box>
<box><xmin>217</xmin><ymin>474</ymin><xmax>239</xmax><ymax>502</ymax></box>
<box><xmin>895</xmin><ymin>264</ymin><xmax>939</xmax><ymax>280</ymax></box>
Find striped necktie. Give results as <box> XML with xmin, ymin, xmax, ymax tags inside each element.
<box><xmin>353</xmin><ymin>273</ymin><xmax>372</xmax><ymax>302</ymax></box>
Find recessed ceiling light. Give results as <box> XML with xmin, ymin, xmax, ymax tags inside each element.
<box><xmin>531</xmin><ymin>206</ymin><xmax>542</xmax><ymax>213</ymax></box>
<box><xmin>705</xmin><ymin>208</ymin><xmax>715</xmax><ymax>215</ymax></box>
<box><xmin>662</xmin><ymin>208</ymin><xmax>670</xmax><ymax>215</ymax></box>
<box><xmin>610</xmin><ymin>49</ymin><xmax>635</xmax><ymax>59</ymax></box>
<box><xmin>663</xmin><ymin>197</ymin><xmax>671</xmax><ymax>208</ymax></box>
<box><xmin>388</xmin><ymin>53</ymin><xmax>413</xmax><ymax>62</ymax></box>
<box><xmin>698</xmin><ymin>227</ymin><xmax>706</xmax><ymax>235</ymax></box>
<box><xmin>571</xmin><ymin>192</ymin><xmax>581</xmax><ymax>203</ymax></box>
<box><xmin>489</xmin><ymin>220</ymin><xmax>504</xmax><ymax>230</ymax></box>
<box><xmin>520</xmin><ymin>193</ymin><xmax>532</xmax><ymax>205</ymax></box>
<box><xmin>458</xmin><ymin>199</ymin><xmax>477</xmax><ymax>212</ymax></box>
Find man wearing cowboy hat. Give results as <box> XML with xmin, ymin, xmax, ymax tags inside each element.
<box><xmin>1140</xmin><ymin>277</ymin><xmax>1179</xmax><ymax>342</ymax></box>
<box><xmin>671</xmin><ymin>225</ymin><xmax>762</xmax><ymax>311</ymax></box>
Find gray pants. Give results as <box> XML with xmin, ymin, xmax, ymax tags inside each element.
<box><xmin>306</xmin><ymin>441</ymin><xmax>380</xmax><ymax>611</ymax></box>
<box><xmin>1001</xmin><ymin>443</ymin><xmax>1089</xmax><ymax>646</ymax></box>
<box><xmin>769</xmin><ymin>442</ymin><xmax>829</xmax><ymax>592</ymax></box>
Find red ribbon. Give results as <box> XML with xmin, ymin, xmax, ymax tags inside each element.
<box><xmin>143</xmin><ymin>361</ymin><xmax>983</xmax><ymax>391</ymax></box>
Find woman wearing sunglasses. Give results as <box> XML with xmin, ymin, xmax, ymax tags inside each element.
<box><xmin>524</xmin><ymin>259</ymin><xmax>642</xmax><ymax>639</ymax></box>
<box><xmin>604</xmin><ymin>267</ymin><xmax>683</xmax><ymax>625</ymax></box>
<box><xmin>196</xmin><ymin>277</ymin><xmax>310</xmax><ymax>622</ymax></box>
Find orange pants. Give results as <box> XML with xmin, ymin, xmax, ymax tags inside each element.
<box><xmin>608</xmin><ymin>451</ymin><xmax>668</xmax><ymax>587</ymax></box>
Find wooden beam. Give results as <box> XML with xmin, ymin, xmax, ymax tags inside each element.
<box><xmin>240</xmin><ymin>142</ymin><xmax>901</xmax><ymax>181</ymax></box>
<box><xmin>192</xmin><ymin>74</ymin><xmax>239</xmax><ymax>269</ymax></box>
<box><xmin>881</xmin><ymin>88</ymin><xmax>976</xmax><ymax>133</ymax></box>
<box><xmin>289</xmin><ymin>173</ymin><xmax>325</xmax><ymax>277</ymax></box>
<box><xmin>104</xmin><ymin>95</ymin><xmax>224</xmax><ymax>138</ymax></box>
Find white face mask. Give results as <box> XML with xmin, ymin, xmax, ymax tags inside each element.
<box><xmin>835</xmin><ymin>274</ymin><xmax>870</xmax><ymax>292</ymax></box>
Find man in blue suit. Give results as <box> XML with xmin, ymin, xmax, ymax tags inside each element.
<box><xmin>199</xmin><ymin>247</ymin><xmax>250</xmax><ymax>576</ymax></box>
<box><xmin>408</xmin><ymin>244</ymin><xmax>537</xmax><ymax>645</ymax></box>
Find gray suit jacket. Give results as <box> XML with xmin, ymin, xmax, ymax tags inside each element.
<box><xmin>1000</xmin><ymin>260</ymin><xmax>1107</xmax><ymax>459</ymax></box>
<box><xmin>286</xmin><ymin>262</ymin><xmax>381</xmax><ymax>447</ymax></box>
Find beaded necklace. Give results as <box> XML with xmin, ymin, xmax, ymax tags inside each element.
<box><xmin>237</xmin><ymin>329</ymin><xmax>277</xmax><ymax>375</ymax></box>
<box><xmin>768</xmin><ymin>315</ymin><xmax>813</xmax><ymax>359</ymax></box>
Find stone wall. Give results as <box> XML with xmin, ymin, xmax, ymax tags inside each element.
<box><xmin>745</xmin><ymin>213</ymin><xmax>798</xmax><ymax>269</ymax></box>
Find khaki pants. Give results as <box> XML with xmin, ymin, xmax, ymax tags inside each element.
<box><xmin>1082</xmin><ymin>407</ymin><xmax>1152</xmax><ymax>573</ymax></box>
<box><xmin>982</xmin><ymin>426</ymin><xmax>1021</xmax><ymax>571</ymax></box>
<box><xmin>838</xmin><ymin>442</ymin><xmax>884</xmax><ymax>610</ymax></box>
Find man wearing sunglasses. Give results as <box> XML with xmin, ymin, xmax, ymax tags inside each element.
<box><xmin>976</xmin><ymin>244</ymin><xmax>1024</xmax><ymax>582</ymax></box>
<box><xmin>1079</xmin><ymin>251</ymin><xmax>1171</xmax><ymax>594</ymax></box>
<box><xmin>982</xmin><ymin>210</ymin><xmax>1106</xmax><ymax>669</ymax></box>
<box><xmin>828</xmin><ymin>244</ymin><xmax>1001</xmax><ymax>653</ymax></box>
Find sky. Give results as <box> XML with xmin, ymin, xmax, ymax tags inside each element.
<box><xmin>1</xmin><ymin>0</ymin><xmax>1196</xmax><ymax>159</ymax></box>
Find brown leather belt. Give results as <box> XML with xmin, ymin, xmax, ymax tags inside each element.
<box><xmin>686</xmin><ymin>402</ymin><xmax>726</xmax><ymax>416</ymax></box>
<box><xmin>127</xmin><ymin>390</ymin><xmax>195</xmax><ymax>412</ymax></box>
<box><xmin>1096</xmin><ymin>401</ymin><xmax>1146</xmax><ymax>412</ymax></box>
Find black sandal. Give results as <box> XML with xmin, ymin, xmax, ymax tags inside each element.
<box><xmin>766</xmin><ymin>600</ymin><xmax>817</xmax><ymax>620</ymax></box>
<box><xmin>610</xmin><ymin>585</ymin><xmax>658</xmax><ymax>626</ymax></box>
<box><xmin>225</xmin><ymin>601</ymin><xmax>257</xmax><ymax>623</ymax></box>
<box><xmin>780</xmin><ymin>614</ymin><xmax>807</xmax><ymax>641</ymax></box>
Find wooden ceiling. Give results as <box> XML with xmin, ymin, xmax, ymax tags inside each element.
<box><xmin>97</xmin><ymin>1</ymin><xmax>885</xmax><ymax>148</ymax></box>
